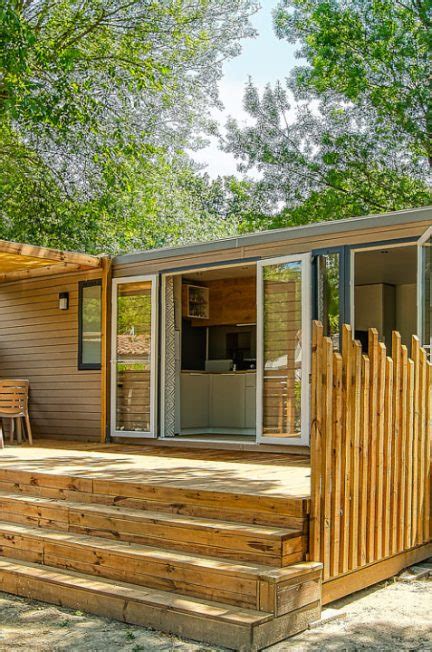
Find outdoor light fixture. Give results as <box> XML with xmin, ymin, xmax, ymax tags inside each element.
<box><xmin>59</xmin><ymin>292</ymin><xmax>69</xmax><ymax>310</ymax></box>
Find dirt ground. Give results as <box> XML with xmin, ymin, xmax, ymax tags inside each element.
<box><xmin>0</xmin><ymin>576</ymin><xmax>431</xmax><ymax>651</ymax></box>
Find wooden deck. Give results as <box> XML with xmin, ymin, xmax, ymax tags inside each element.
<box><xmin>0</xmin><ymin>440</ymin><xmax>311</xmax><ymax>500</ymax></box>
<box><xmin>0</xmin><ymin>441</ymin><xmax>318</xmax><ymax>651</ymax></box>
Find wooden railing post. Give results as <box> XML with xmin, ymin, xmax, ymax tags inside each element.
<box><xmin>310</xmin><ymin>321</ymin><xmax>323</xmax><ymax>563</ymax></box>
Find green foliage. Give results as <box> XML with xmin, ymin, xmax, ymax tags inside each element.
<box><xmin>275</xmin><ymin>0</ymin><xmax>432</xmax><ymax>166</ymax></box>
<box><xmin>223</xmin><ymin>1</ymin><xmax>431</xmax><ymax>232</ymax></box>
<box><xmin>0</xmin><ymin>0</ymin><xmax>257</xmax><ymax>251</ymax></box>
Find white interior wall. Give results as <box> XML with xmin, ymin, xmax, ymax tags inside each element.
<box><xmin>354</xmin><ymin>246</ymin><xmax>417</xmax><ymax>348</ymax></box>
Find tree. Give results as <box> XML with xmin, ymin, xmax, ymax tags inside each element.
<box><xmin>274</xmin><ymin>0</ymin><xmax>432</xmax><ymax>169</ymax></box>
<box><xmin>1</xmin><ymin>0</ymin><xmax>257</xmax><ymax>250</ymax></box>
<box><xmin>223</xmin><ymin>1</ymin><xmax>431</xmax><ymax>231</ymax></box>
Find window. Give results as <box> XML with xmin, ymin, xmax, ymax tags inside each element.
<box><xmin>316</xmin><ymin>252</ymin><xmax>341</xmax><ymax>346</ymax></box>
<box><xmin>312</xmin><ymin>246</ymin><xmax>350</xmax><ymax>350</ymax></box>
<box><xmin>78</xmin><ymin>279</ymin><xmax>102</xmax><ymax>370</ymax></box>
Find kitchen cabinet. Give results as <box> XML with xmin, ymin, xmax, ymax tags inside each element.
<box><xmin>180</xmin><ymin>372</ymin><xmax>256</xmax><ymax>433</ymax></box>
<box><xmin>180</xmin><ymin>373</ymin><xmax>209</xmax><ymax>429</ymax></box>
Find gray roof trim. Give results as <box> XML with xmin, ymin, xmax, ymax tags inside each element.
<box><xmin>113</xmin><ymin>206</ymin><xmax>432</xmax><ymax>267</ymax></box>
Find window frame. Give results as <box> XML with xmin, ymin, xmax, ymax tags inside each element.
<box><xmin>312</xmin><ymin>245</ymin><xmax>350</xmax><ymax>348</ymax></box>
<box><xmin>78</xmin><ymin>278</ymin><xmax>103</xmax><ymax>371</ymax></box>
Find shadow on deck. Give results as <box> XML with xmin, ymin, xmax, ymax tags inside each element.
<box><xmin>0</xmin><ymin>439</ymin><xmax>311</xmax><ymax>500</ymax></box>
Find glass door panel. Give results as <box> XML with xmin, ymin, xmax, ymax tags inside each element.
<box><xmin>316</xmin><ymin>252</ymin><xmax>341</xmax><ymax>346</ymax></box>
<box><xmin>257</xmin><ymin>254</ymin><xmax>311</xmax><ymax>445</ymax></box>
<box><xmin>111</xmin><ymin>276</ymin><xmax>158</xmax><ymax>437</ymax></box>
<box><xmin>418</xmin><ymin>227</ymin><xmax>432</xmax><ymax>358</ymax></box>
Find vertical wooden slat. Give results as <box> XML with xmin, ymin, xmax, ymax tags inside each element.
<box><xmin>358</xmin><ymin>354</ymin><xmax>370</xmax><ymax>566</ymax></box>
<box><xmin>349</xmin><ymin>339</ymin><xmax>362</xmax><ymax>570</ymax></box>
<box><xmin>310</xmin><ymin>321</ymin><xmax>323</xmax><ymax>562</ymax></box>
<box><xmin>397</xmin><ymin>345</ymin><xmax>408</xmax><ymax>553</ymax></box>
<box><xmin>330</xmin><ymin>353</ymin><xmax>343</xmax><ymax>577</ymax></box>
<box><xmin>340</xmin><ymin>325</ymin><xmax>352</xmax><ymax>574</ymax></box>
<box><xmin>322</xmin><ymin>337</ymin><xmax>333</xmax><ymax>579</ymax></box>
<box><xmin>405</xmin><ymin>357</ymin><xmax>415</xmax><ymax>550</ymax></box>
<box><xmin>367</xmin><ymin>328</ymin><xmax>379</xmax><ymax>563</ymax></box>
<box><xmin>391</xmin><ymin>332</ymin><xmax>401</xmax><ymax>556</ymax></box>
<box><xmin>411</xmin><ymin>336</ymin><xmax>420</xmax><ymax>545</ymax></box>
<box><xmin>375</xmin><ymin>342</ymin><xmax>386</xmax><ymax>560</ymax></box>
<box><xmin>382</xmin><ymin>356</ymin><xmax>393</xmax><ymax>558</ymax></box>
<box><xmin>417</xmin><ymin>347</ymin><xmax>427</xmax><ymax>544</ymax></box>
<box><xmin>425</xmin><ymin>361</ymin><xmax>432</xmax><ymax>542</ymax></box>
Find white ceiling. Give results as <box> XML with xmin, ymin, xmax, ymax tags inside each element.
<box><xmin>355</xmin><ymin>246</ymin><xmax>417</xmax><ymax>285</ymax></box>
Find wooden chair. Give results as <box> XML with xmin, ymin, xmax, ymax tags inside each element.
<box><xmin>0</xmin><ymin>379</ymin><xmax>32</xmax><ymax>448</ymax></box>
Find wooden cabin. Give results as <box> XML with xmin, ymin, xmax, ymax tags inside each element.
<box><xmin>0</xmin><ymin>205</ymin><xmax>431</xmax><ymax>650</ymax></box>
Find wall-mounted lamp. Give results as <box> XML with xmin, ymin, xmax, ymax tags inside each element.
<box><xmin>59</xmin><ymin>292</ymin><xmax>69</xmax><ymax>310</ymax></box>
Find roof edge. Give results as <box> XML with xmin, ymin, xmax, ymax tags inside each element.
<box><xmin>113</xmin><ymin>206</ymin><xmax>432</xmax><ymax>267</ymax></box>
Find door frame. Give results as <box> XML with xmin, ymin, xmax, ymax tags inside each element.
<box><xmin>312</xmin><ymin>245</ymin><xmax>351</xmax><ymax>346</ymax></box>
<box><xmin>159</xmin><ymin>260</ymin><xmax>259</xmax><ymax>441</ymax></box>
<box><xmin>417</xmin><ymin>225</ymin><xmax>432</xmax><ymax>350</ymax></box>
<box><xmin>110</xmin><ymin>274</ymin><xmax>159</xmax><ymax>438</ymax></box>
<box><xmin>256</xmin><ymin>253</ymin><xmax>311</xmax><ymax>446</ymax></box>
<box><xmin>349</xmin><ymin>237</ymin><xmax>418</xmax><ymax>332</ymax></box>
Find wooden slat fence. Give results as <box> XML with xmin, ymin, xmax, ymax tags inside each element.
<box><xmin>310</xmin><ymin>321</ymin><xmax>432</xmax><ymax>582</ymax></box>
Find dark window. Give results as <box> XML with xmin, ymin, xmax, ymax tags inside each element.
<box><xmin>78</xmin><ymin>280</ymin><xmax>102</xmax><ymax>370</ymax></box>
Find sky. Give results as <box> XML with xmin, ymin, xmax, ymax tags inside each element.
<box><xmin>192</xmin><ymin>1</ymin><xmax>298</xmax><ymax>178</ymax></box>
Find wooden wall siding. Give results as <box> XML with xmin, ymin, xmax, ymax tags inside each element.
<box><xmin>112</xmin><ymin>219</ymin><xmax>432</xmax><ymax>279</ymax></box>
<box><xmin>310</xmin><ymin>321</ymin><xmax>432</xmax><ymax>583</ymax></box>
<box><xmin>0</xmin><ymin>271</ymin><xmax>102</xmax><ymax>441</ymax></box>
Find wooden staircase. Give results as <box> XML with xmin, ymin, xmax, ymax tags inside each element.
<box><xmin>0</xmin><ymin>465</ymin><xmax>321</xmax><ymax>650</ymax></box>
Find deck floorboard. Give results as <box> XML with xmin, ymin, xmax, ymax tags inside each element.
<box><xmin>0</xmin><ymin>440</ymin><xmax>311</xmax><ymax>500</ymax></box>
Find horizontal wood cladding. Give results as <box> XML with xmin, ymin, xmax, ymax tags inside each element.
<box><xmin>112</xmin><ymin>219</ymin><xmax>431</xmax><ymax>278</ymax></box>
<box><xmin>0</xmin><ymin>270</ymin><xmax>102</xmax><ymax>441</ymax></box>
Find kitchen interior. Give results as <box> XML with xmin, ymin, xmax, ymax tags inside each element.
<box><xmin>178</xmin><ymin>264</ymin><xmax>257</xmax><ymax>438</ymax></box>
<box><xmin>354</xmin><ymin>245</ymin><xmax>417</xmax><ymax>351</ymax></box>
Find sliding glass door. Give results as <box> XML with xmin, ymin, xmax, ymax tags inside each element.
<box><xmin>111</xmin><ymin>276</ymin><xmax>158</xmax><ymax>437</ymax></box>
<box><xmin>256</xmin><ymin>254</ymin><xmax>311</xmax><ymax>445</ymax></box>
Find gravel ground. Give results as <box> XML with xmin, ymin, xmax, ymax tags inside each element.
<box><xmin>0</xmin><ymin>576</ymin><xmax>431</xmax><ymax>651</ymax></box>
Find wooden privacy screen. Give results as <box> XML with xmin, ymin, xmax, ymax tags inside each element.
<box><xmin>310</xmin><ymin>321</ymin><xmax>431</xmax><ymax>582</ymax></box>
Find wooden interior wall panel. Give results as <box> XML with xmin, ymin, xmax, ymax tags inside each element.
<box><xmin>182</xmin><ymin>276</ymin><xmax>256</xmax><ymax>327</ymax></box>
<box><xmin>0</xmin><ymin>271</ymin><xmax>102</xmax><ymax>441</ymax></box>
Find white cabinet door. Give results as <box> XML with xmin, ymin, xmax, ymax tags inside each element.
<box><xmin>210</xmin><ymin>375</ymin><xmax>245</xmax><ymax>428</ymax></box>
<box><xmin>245</xmin><ymin>386</ymin><xmax>256</xmax><ymax>429</ymax></box>
<box><xmin>180</xmin><ymin>374</ymin><xmax>209</xmax><ymax>429</ymax></box>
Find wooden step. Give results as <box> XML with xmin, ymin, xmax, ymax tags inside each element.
<box><xmin>0</xmin><ymin>521</ymin><xmax>321</xmax><ymax>613</ymax></box>
<box><xmin>0</xmin><ymin>491</ymin><xmax>306</xmax><ymax>566</ymax></box>
<box><xmin>0</xmin><ymin>557</ymin><xmax>321</xmax><ymax>651</ymax></box>
<box><xmin>0</xmin><ymin>467</ymin><xmax>309</xmax><ymax>529</ymax></box>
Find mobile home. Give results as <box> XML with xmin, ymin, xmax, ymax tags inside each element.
<box><xmin>109</xmin><ymin>205</ymin><xmax>432</xmax><ymax>447</ymax></box>
<box><xmin>0</xmin><ymin>206</ymin><xmax>430</xmax><ymax>650</ymax></box>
